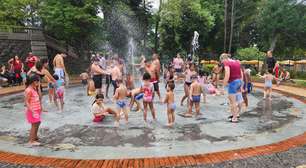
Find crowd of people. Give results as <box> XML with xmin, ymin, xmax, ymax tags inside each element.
<box><xmin>1</xmin><ymin>49</ymin><xmax>294</xmax><ymax>146</ymax></box>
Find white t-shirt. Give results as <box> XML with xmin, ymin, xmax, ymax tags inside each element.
<box><xmin>91</xmin><ymin>103</ymin><xmax>104</xmax><ymax>115</ymax></box>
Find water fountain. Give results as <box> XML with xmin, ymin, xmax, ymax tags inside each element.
<box><xmin>127</xmin><ymin>38</ymin><xmax>136</xmax><ymax>76</ymax></box>
<box><xmin>191</xmin><ymin>31</ymin><xmax>200</xmax><ymax>64</ymax></box>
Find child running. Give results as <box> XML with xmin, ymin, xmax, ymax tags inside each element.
<box><xmin>164</xmin><ymin>82</ymin><xmax>176</xmax><ymax>127</ymax></box>
<box><xmin>24</xmin><ymin>74</ymin><xmax>41</xmax><ymax>146</ymax></box>
<box><xmin>113</xmin><ymin>79</ymin><xmax>129</xmax><ymax>124</ymax></box>
<box><xmin>258</xmin><ymin>70</ymin><xmax>274</xmax><ymax>100</ymax></box>
<box><xmin>186</xmin><ymin>75</ymin><xmax>203</xmax><ymax>117</ymax></box>
<box><xmin>181</xmin><ymin>63</ymin><xmax>197</xmax><ymax>106</ymax></box>
<box><xmin>141</xmin><ymin>72</ymin><xmax>156</xmax><ymax>124</ymax></box>
<box><xmin>53</xmin><ymin>74</ymin><xmax>65</xmax><ymax>112</ymax></box>
<box><xmin>91</xmin><ymin>94</ymin><xmax>119</xmax><ymax>126</ymax></box>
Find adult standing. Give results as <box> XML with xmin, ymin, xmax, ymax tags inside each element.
<box><xmin>221</xmin><ymin>53</ymin><xmax>243</xmax><ymax>123</ymax></box>
<box><xmin>8</xmin><ymin>55</ymin><xmax>24</xmax><ymax>85</ymax></box>
<box><xmin>53</xmin><ymin>53</ymin><xmax>67</xmax><ymax>80</ymax></box>
<box><xmin>41</xmin><ymin>59</ymin><xmax>56</xmax><ymax>104</ymax></box>
<box><xmin>134</xmin><ymin>55</ymin><xmax>146</xmax><ymax>76</ymax></box>
<box><xmin>173</xmin><ymin>53</ymin><xmax>184</xmax><ymax>76</ymax></box>
<box><xmin>265</xmin><ymin>50</ymin><xmax>277</xmax><ymax>74</ymax></box>
<box><xmin>25</xmin><ymin>52</ymin><xmax>39</xmax><ymax>71</ymax></box>
<box><xmin>91</xmin><ymin>57</ymin><xmax>109</xmax><ymax>94</ymax></box>
<box><xmin>152</xmin><ymin>53</ymin><xmax>162</xmax><ymax>101</ymax></box>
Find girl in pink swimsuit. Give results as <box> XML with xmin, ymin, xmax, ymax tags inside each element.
<box><xmin>24</xmin><ymin>74</ymin><xmax>41</xmax><ymax>146</ymax></box>
<box><xmin>141</xmin><ymin>72</ymin><xmax>156</xmax><ymax>124</ymax></box>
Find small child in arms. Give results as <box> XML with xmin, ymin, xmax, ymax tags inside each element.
<box><xmin>53</xmin><ymin>74</ymin><xmax>65</xmax><ymax>112</ymax></box>
<box><xmin>91</xmin><ymin>94</ymin><xmax>119</xmax><ymax>125</ymax></box>
<box><xmin>187</xmin><ymin>75</ymin><xmax>203</xmax><ymax>117</ymax></box>
<box><xmin>164</xmin><ymin>82</ymin><xmax>176</xmax><ymax>127</ymax></box>
<box><xmin>113</xmin><ymin>79</ymin><xmax>129</xmax><ymax>124</ymax></box>
<box><xmin>87</xmin><ymin>78</ymin><xmax>96</xmax><ymax>96</ymax></box>
<box><xmin>80</xmin><ymin>71</ymin><xmax>89</xmax><ymax>87</ymax></box>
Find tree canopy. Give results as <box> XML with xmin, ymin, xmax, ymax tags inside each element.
<box><xmin>0</xmin><ymin>0</ymin><xmax>305</xmax><ymax>61</ymax></box>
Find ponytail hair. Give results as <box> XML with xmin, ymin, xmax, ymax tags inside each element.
<box><xmin>92</xmin><ymin>93</ymin><xmax>104</xmax><ymax>105</ymax></box>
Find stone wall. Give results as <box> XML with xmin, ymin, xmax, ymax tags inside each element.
<box><xmin>0</xmin><ymin>39</ymin><xmax>31</xmax><ymax>64</ymax></box>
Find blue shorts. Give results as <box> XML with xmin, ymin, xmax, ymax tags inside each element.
<box><xmin>116</xmin><ymin>100</ymin><xmax>127</xmax><ymax>109</ymax></box>
<box><xmin>135</xmin><ymin>93</ymin><xmax>144</xmax><ymax>101</ymax></box>
<box><xmin>228</xmin><ymin>79</ymin><xmax>242</xmax><ymax>95</ymax></box>
<box><xmin>265</xmin><ymin>80</ymin><xmax>272</xmax><ymax>88</ymax></box>
<box><xmin>170</xmin><ymin>103</ymin><xmax>176</xmax><ymax>111</ymax></box>
<box><xmin>192</xmin><ymin>95</ymin><xmax>201</xmax><ymax>103</ymax></box>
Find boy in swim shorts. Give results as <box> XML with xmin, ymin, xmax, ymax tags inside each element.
<box><xmin>113</xmin><ymin>79</ymin><xmax>129</xmax><ymax>124</ymax></box>
<box><xmin>164</xmin><ymin>82</ymin><xmax>176</xmax><ymax>126</ymax></box>
<box><xmin>128</xmin><ymin>87</ymin><xmax>143</xmax><ymax>112</ymax></box>
<box><xmin>186</xmin><ymin>75</ymin><xmax>203</xmax><ymax>117</ymax></box>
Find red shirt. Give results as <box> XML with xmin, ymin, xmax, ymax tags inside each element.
<box><xmin>13</xmin><ymin>60</ymin><xmax>22</xmax><ymax>71</ymax></box>
<box><xmin>223</xmin><ymin>59</ymin><xmax>241</xmax><ymax>82</ymax></box>
<box><xmin>26</xmin><ymin>56</ymin><xmax>38</xmax><ymax>69</ymax></box>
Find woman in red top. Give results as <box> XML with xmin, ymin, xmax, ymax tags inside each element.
<box><xmin>8</xmin><ymin>55</ymin><xmax>24</xmax><ymax>85</ymax></box>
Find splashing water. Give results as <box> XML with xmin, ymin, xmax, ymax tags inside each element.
<box><xmin>128</xmin><ymin>38</ymin><xmax>136</xmax><ymax>75</ymax></box>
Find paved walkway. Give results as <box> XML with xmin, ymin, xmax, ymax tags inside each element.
<box><xmin>0</xmin><ymin>81</ymin><xmax>305</xmax><ymax>168</ymax></box>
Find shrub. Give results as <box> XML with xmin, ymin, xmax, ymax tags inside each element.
<box><xmin>236</xmin><ymin>47</ymin><xmax>265</xmax><ymax>61</ymax></box>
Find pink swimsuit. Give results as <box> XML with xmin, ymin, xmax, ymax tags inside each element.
<box><xmin>25</xmin><ymin>87</ymin><xmax>41</xmax><ymax>124</ymax></box>
<box><xmin>143</xmin><ymin>83</ymin><xmax>154</xmax><ymax>102</ymax></box>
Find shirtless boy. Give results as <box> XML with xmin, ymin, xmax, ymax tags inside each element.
<box><xmin>164</xmin><ymin>82</ymin><xmax>176</xmax><ymax>126</ymax></box>
<box><xmin>187</xmin><ymin>75</ymin><xmax>203</xmax><ymax>117</ymax></box>
<box><xmin>110</xmin><ymin>62</ymin><xmax>122</xmax><ymax>95</ymax></box>
<box><xmin>87</xmin><ymin>78</ymin><xmax>96</xmax><ymax>96</ymax></box>
<box><xmin>113</xmin><ymin>79</ymin><xmax>129</xmax><ymax>124</ymax></box>
<box><xmin>80</xmin><ymin>71</ymin><xmax>89</xmax><ymax>87</ymax></box>
<box><xmin>53</xmin><ymin>53</ymin><xmax>67</xmax><ymax>80</ymax></box>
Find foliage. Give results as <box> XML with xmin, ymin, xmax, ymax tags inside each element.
<box><xmin>159</xmin><ymin>0</ymin><xmax>215</xmax><ymax>59</ymax></box>
<box><xmin>236</xmin><ymin>47</ymin><xmax>265</xmax><ymax>60</ymax></box>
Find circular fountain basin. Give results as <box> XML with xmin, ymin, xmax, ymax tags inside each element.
<box><xmin>0</xmin><ymin>82</ymin><xmax>305</xmax><ymax>160</ymax></box>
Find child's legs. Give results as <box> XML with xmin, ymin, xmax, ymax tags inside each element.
<box><xmin>167</xmin><ymin>109</ymin><xmax>171</xmax><ymax>124</ymax></box>
<box><xmin>143</xmin><ymin>102</ymin><xmax>148</xmax><ymax>122</ymax></box>
<box><xmin>30</xmin><ymin>122</ymin><xmax>40</xmax><ymax>142</ymax></box>
<box><xmin>268</xmin><ymin>88</ymin><xmax>272</xmax><ymax>97</ymax></box>
<box><xmin>105</xmin><ymin>108</ymin><xmax>119</xmax><ymax>122</ymax></box>
<box><xmin>195</xmin><ymin>102</ymin><xmax>200</xmax><ymax>115</ymax></box>
<box><xmin>149</xmin><ymin>102</ymin><xmax>156</xmax><ymax>120</ymax></box>
<box><xmin>59</xmin><ymin>98</ymin><xmax>64</xmax><ymax>110</ymax></box>
<box><xmin>242</xmin><ymin>92</ymin><xmax>248</xmax><ymax>107</ymax></box>
<box><xmin>48</xmin><ymin>88</ymin><xmax>54</xmax><ymax>102</ymax></box>
<box><xmin>188</xmin><ymin>101</ymin><xmax>193</xmax><ymax>114</ymax></box>
<box><xmin>123</xmin><ymin>107</ymin><xmax>128</xmax><ymax>121</ymax></box>
<box><xmin>135</xmin><ymin>101</ymin><xmax>141</xmax><ymax>111</ymax></box>
<box><xmin>171</xmin><ymin>109</ymin><xmax>175</xmax><ymax>123</ymax></box>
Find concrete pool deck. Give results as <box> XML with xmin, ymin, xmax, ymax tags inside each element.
<box><xmin>0</xmin><ymin>81</ymin><xmax>305</xmax><ymax>167</ymax></box>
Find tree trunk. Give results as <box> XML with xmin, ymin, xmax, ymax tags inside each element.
<box><xmin>143</xmin><ymin>0</ymin><xmax>147</xmax><ymax>49</ymax></box>
<box><xmin>224</xmin><ymin>0</ymin><xmax>228</xmax><ymax>53</ymax></box>
<box><xmin>154</xmin><ymin>0</ymin><xmax>162</xmax><ymax>53</ymax></box>
<box><xmin>228</xmin><ymin>0</ymin><xmax>235</xmax><ymax>53</ymax></box>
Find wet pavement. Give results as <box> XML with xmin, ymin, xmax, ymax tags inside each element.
<box><xmin>0</xmin><ymin>82</ymin><xmax>305</xmax><ymax>160</ymax></box>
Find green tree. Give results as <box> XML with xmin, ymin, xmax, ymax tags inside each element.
<box><xmin>236</xmin><ymin>47</ymin><xmax>265</xmax><ymax>60</ymax></box>
<box><xmin>159</xmin><ymin>0</ymin><xmax>215</xmax><ymax>60</ymax></box>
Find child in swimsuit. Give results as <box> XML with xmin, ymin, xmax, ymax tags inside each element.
<box><xmin>181</xmin><ymin>63</ymin><xmax>197</xmax><ymax>106</ymax></box>
<box><xmin>141</xmin><ymin>72</ymin><xmax>156</xmax><ymax>124</ymax></box>
<box><xmin>186</xmin><ymin>75</ymin><xmax>203</xmax><ymax>117</ymax></box>
<box><xmin>87</xmin><ymin>78</ymin><xmax>96</xmax><ymax>96</ymax></box>
<box><xmin>80</xmin><ymin>72</ymin><xmax>89</xmax><ymax>87</ymax></box>
<box><xmin>198</xmin><ymin>70</ymin><xmax>207</xmax><ymax>103</ymax></box>
<box><xmin>24</xmin><ymin>74</ymin><xmax>41</xmax><ymax>146</ymax></box>
<box><xmin>113</xmin><ymin>79</ymin><xmax>129</xmax><ymax>124</ymax></box>
<box><xmin>164</xmin><ymin>82</ymin><xmax>176</xmax><ymax>127</ymax></box>
<box><xmin>128</xmin><ymin>88</ymin><xmax>143</xmax><ymax>112</ymax></box>
<box><xmin>91</xmin><ymin>94</ymin><xmax>119</xmax><ymax>125</ymax></box>
<box><xmin>53</xmin><ymin>74</ymin><xmax>65</xmax><ymax>112</ymax></box>
<box><xmin>257</xmin><ymin>70</ymin><xmax>274</xmax><ymax>100</ymax></box>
